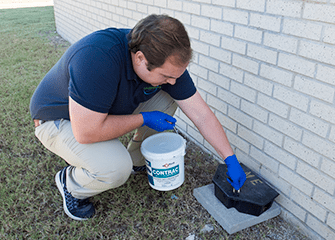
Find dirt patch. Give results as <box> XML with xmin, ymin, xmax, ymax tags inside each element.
<box><xmin>38</xmin><ymin>30</ymin><xmax>70</xmax><ymax>50</ymax></box>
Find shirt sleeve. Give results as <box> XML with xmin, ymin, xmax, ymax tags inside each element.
<box><xmin>68</xmin><ymin>46</ymin><xmax>123</xmax><ymax>113</ymax></box>
<box><xmin>161</xmin><ymin>70</ymin><xmax>197</xmax><ymax>100</ymax></box>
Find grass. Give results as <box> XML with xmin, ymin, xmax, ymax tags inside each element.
<box><xmin>0</xmin><ymin>6</ymin><xmax>309</xmax><ymax>240</ymax></box>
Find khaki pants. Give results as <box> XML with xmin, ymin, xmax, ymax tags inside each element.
<box><xmin>35</xmin><ymin>91</ymin><xmax>177</xmax><ymax>199</ymax></box>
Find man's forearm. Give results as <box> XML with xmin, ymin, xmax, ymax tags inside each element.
<box><xmin>75</xmin><ymin>114</ymin><xmax>144</xmax><ymax>144</ymax></box>
<box><xmin>195</xmin><ymin>110</ymin><xmax>234</xmax><ymax>160</ymax></box>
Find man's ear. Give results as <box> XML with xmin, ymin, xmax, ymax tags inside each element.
<box><xmin>134</xmin><ymin>51</ymin><xmax>147</xmax><ymax>66</ymax></box>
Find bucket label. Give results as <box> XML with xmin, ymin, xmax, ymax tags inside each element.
<box><xmin>152</xmin><ymin>165</ymin><xmax>179</xmax><ymax>178</ymax></box>
<box><xmin>145</xmin><ymin>158</ymin><xmax>184</xmax><ymax>190</ymax></box>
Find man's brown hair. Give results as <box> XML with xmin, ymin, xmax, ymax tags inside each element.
<box><xmin>128</xmin><ymin>14</ymin><xmax>193</xmax><ymax>71</ymax></box>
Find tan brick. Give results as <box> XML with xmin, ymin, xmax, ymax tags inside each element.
<box><xmin>259</xmin><ymin>166</ymin><xmax>291</xmax><ymax>197</ymax></box>
<box><xmin>257</xmin><ymin>93</ymin><xmax>289</xmax><ymax>118</ymax></box>
<box><xmin>327</xmin><ymin>213</ymin><xmax>335</xmax><ymax>231</ymax></box>
<box><xmin>324</xmin><ymin>26</ymin><xmax>335</xmax><ymax>45</ymax></box>
<box><xmin>306</xmin><ymin>215</ymin><xmax>335</xmax><ymax>240</ymax></box>
<box><xmin>218</xmin><ymin>88</ymin><xmax>241</xmax><ymax>108</ymax></box>
<box><xmin>207</xmin><ymin>94</ymin><xmax>227</xmax><ymax>113</ymax></box>
<box><xmin>290</xmin><ymin>108</ymin><xmax>329</xmax><ymax>138</ymax></box>
<box><xmin>264</xmin><ymin>141</ymin><xmax>297</xmax><ymax>170</ymax></box>
<box><xmin>238</xmin><ymin>125</ymin><xmax>264</xmax><ymax>150</ymax></box>
<box><xmin>317</xmin><ymin>64</ymin><xmax>335</xmax><ymax>86</ymax></box>
<box><xmin>232</xmin><ymin>54</ymin><xmax>259</xmax><ymax>75</ymax></box>
<box><xmin>189</xmin><ymin>63</ymin><xmax>208</xmax><ymax>79</ymax></box>
<box><xmin>276</xmin><ymin>195</ymin><xmax>306</xmax><ymax>221</ymax></box>
<box><xmin>223</xmin><ymin>8</ymin><xmax>249</xmax><ymax>25</ymax></box>
<box><xmin>216</xmin><ymin>111</ymin><xmax>237</xmax><ymax>133</ymax></box>
<box><xmin>241</xmin><ymin>100</ymin><xmax>268</xmax><ymax>123</ymax></box>
<box><xmin>250</xmin><ymin>146</ymin><xmax>279</xmax><ymax>173</ymax></box>
<box><xmin>284</xmin><ymin>137</ymin><xmax>320</xmax><ymax>168</ymax></box>
<box><xmin>313</xmin><ymin>188</ymin><xmax>335</xmax><ymax>212</ymax></box>
<box><xmin>247</xmin><ymin>44</ymin><xmax>277</xmax><ymax>65</ymax></box>
<box><xmin>236</xmin><ymin>0</ymin><xmax>265</xmax><ymax>12</ymax></box>
<box><xmin>283</xmin><ymin>18</ymin><xmax>322</xmax><ymax>41</ymax></box>
<box><xmin>330</xmin><ymin>127</ymin><xmax>335</xmax><ymax>143</ymax></box>
<box><xmin>304</xmin><ymin>131</ymin><xmax>335</xmax><ymax>162</ymax></box>
<box><xmin>310</xmin><ymin>101</ymin><xmax>335</xmax><ymax>125</ymax></box>
<box><xmin>183</xmin><ymin>1</ymin><xmax>201</xmax><ymax>15</ymax></box>
<box><xmin>269</xmin><ymin>114</ymin><xmax>302</xmax><ymax>141</ymax></box>
<box><xmin>266</xmin><ymin>0</ymin><xmax>302</xmax><ymax>18</ymax></box>
<box><xmin>219</xmin><ymin>62</ymin><xmax>244</xmax><ymax>83</ymax></box>
<box><xmin>191</xmin><ymin>15</ymin><xmax>210</xmax><ymax>30</ymax></box>
<box><xmin>260</xmin><ymin>64</ymin><xmax>293</xmax><ymax>87</ymax></box>
<box><xmin>244</xmin><ymin>73</ymin><xmax>273</xmax><ymax>96</ymax></box>
<box><xmin>198</xmin><ymin>78</ymin><xmax>217</xmax><ymax>94</ymax></box>
<box><xmin>199</xmin><ymin>55</ymin><xmax>219</xmax><ymax>72</ymax></box>
<box><xmin>201</xmin><ymin>4</ymin><xmax>222</xmax><ymax>19</ymax></box>
<box><xmin>264</xmin><ymin>32</ymin><xmax>298</xmax><ymax>54</ymax></box>
<box><xmin>231</xmin><ymin>81</ymin><xmax>257</xmax><ymax>103</ymax></box>
<box><xmin>299</xmin><ymin>40</ymin><xmax>335</xmax><ymax>66</ymax></box>
<box><xmin>279</xmin><ymin>165</ymin><xmax>313</xmax><ymax>196</ymax></box>
<box><xmin>208</xmin><ymin>71</ymin><xmax>230</xmax><ymax>90</ymax></box>
<box><xmin>200</xmin><ymin>31</ymin><xmax>221</xmax><ymax>47</ymax></box>
<box><xmin>229</xmin><ymin>105</ymin><xmax>253</xmax><ymax>129</ymax></box>
<box><xmin>210</xmin><ymin>19</ymin><xmax>234</xmax><ymax>36</ymax></box>
<box><xmin>291</xmin><ymin>188</ymin><xmax>327</xmax><ymax>221</ymax></box>
<box><xmin>167</xmin><ymin>0</ymin><xmax>182</xmax><ymax>11</ymax></box>
<box><xmin>192</xmin><ymin>39</ymin><xmax>209</xmax><ymax>55</ymax></box>
<box><xmin>249</xmin><ymin>13</ymin><xmax>281</xmax><ymax>32</ymax></box>
<box><xmin>226</xmin><ymin>131</ymin><xmax>250</xmax><ymax>154</ymax></box>
<box><xmin>278</xmin><ymin>53</ymin><xmax>315</xmax><ymax>77</ymax></box>
<box><xmin>273</xmin><ymin>85</ymin><xmax>309</xmax><ymax>111</ymax></box>
<box><xmin>221</xmin><ymin>36</ymin><xmax>246</xmax><ymax>55</ymax></box>
<box><xmin>303</xmin><ymin>3</ymin><xmax>335</xmax><ymax>24</ymax></box>
<box><xmin>253</xmin><ymin>121</ymin><xmax>283</xmax><ymax>146</ymax></box>
<box><xmin>235</xmin><ymin>25</ymin><xmax>263</xmax><ymax>44</ymax></box>
<box><xmin>297</xmin><ymin>161</ymin><xmax>335</xmax><ymax>194</ymax></box>
<box><xmin>212</xmin><ymin>0</ymin><xmax>235</xmax><ymax>7</ymax></box>
<box><xmin>209</xmin><ymin>46</ymin><xmax>231</xmax><ymax>64</ymax></box>
<box><xmin>320</xmin><ymin>157</ymin><xmax>335</xmax><ymax>178</ymax></box>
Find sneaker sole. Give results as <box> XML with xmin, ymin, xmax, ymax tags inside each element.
<box><xmin>55</xmin><ymin>170</ymin><xmax>87</xmax><ymax>221</ymax></box>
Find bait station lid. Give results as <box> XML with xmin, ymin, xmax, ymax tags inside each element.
<box><xmin>212</xmin><ymin>163</ymin><xmax>279</xmax><ymax>216</ymax></box>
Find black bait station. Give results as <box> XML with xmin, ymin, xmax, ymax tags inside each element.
<box><xmin>212</xmin><ymin>163</ymin><xmax>279</xmax><ymax>216</ymax></box>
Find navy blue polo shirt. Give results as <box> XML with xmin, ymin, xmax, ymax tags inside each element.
<box><xmin>29</xmin><ymin>28</ymin><xmax>196</xmax><ymax>121</ymax></box>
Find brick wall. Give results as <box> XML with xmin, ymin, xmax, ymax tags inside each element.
<box><xmin>53</xmin><ymin>0</ymin><xmax>335</xmax><ymax>239</ymax></box>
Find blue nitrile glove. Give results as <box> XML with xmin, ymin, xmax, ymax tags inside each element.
<box><xmin>141</xmin><ymin>111</ymin><xmax>176</xmax><ymax>132</ymax></box>
<box><xmin>225</xmin><ymin>155</ymin><xmax>246</xmax><ymax>190</ymax></box>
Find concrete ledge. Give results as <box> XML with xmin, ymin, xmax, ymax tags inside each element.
<box><xmin>193</xmin><ymin>183</ymin><xmax>281</xmax><ymax>235</ymax></box>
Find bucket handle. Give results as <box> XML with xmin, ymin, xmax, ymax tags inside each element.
<box><xmin>140</xmin><ymin>126</ymin><xmax>185</xmax><ymax>142</ymax></box>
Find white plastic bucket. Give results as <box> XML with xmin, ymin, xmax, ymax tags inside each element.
<box><xmin>140</xmin><ymin>132</ymin><xmax>186</xmax><ymax>191</ymax></box>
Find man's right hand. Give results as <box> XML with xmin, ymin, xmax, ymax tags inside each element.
<box><xmin>225</xmin><ymin>155</ymin><xmax>246</xmax><ymax>191</ymax></box>
<box><xmin>141</xmin><ymin>111</ymin><xmax>176</xmax><ymax>132</ymax></box>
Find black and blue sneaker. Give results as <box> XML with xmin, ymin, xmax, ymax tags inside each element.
<box><xmin>55</xmin><ymin>167</ymin><xmax>95</xmax><ymax>220</ymax></box>
<box><xmin>132</xmin><ymin>165</ymin><xmax>147</xmax><ymax>174</ymax></box>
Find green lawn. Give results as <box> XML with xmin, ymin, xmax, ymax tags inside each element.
<box><xmin>0</xmin><ymin>7</ymin><xmax>218</xmax><ymax>239</ymax></box>
<box><xmin>0</xmin><ymin>6</ymin><xmax>309</xmax><ymax>240</ymax></box>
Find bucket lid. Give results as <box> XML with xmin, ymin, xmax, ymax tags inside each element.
<box><xmin>141</xmin><ymin>132</ymin><xmax>186</xmax><ymax>160</ymax></box>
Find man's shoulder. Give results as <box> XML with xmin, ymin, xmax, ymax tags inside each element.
<box><xmin>67</xmin><ymin>28</ymin><xmax>131</xmax><ymax>62</ymax></box>
<box><xmin>83</xmin><ymin>28</ymin><xmax>131</xmax><ymax>45</ymax></box>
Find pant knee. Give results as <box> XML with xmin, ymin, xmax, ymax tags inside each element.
<box><xmin>95</xmin><ymin>164</ymin><xmax>132</xmax><ymax>189</ymax></box>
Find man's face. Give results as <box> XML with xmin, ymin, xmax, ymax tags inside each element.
<box><xmin>132</xmin><ymin>52</ymin><xmax>188</xmax><ymax>87</ymax></box>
